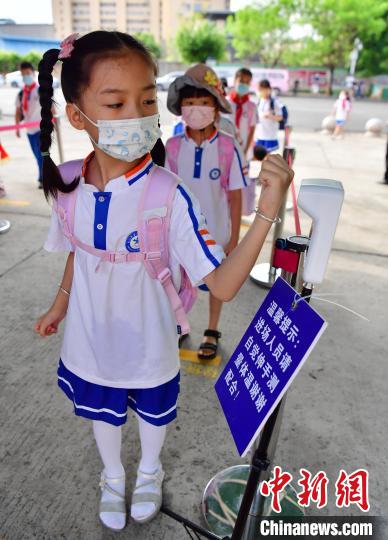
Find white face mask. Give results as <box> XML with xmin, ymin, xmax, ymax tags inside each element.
<box><xmin>74</xmin><ymin>105</ymin><xmax>162</xmax><ymax>162</ymax></box>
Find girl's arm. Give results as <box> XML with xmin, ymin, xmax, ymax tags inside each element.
<box><xmin>245</xmin><ymin>126</ymin><xmax>255</xmax><ymax>155</ymax></box>
<box><xmin>224</xmin><ymin>188</ymin><xmax>242</xmax><ymax>255</ymax></box>
<box><xmin>204</xmin><ymin>154</ymin><xmax>292</xmax><ymax>301</ymax></box>
<box><xmin>35</xmin><ymin>252</ymin><xmax>74</xmax><ymax>337</ymax></box>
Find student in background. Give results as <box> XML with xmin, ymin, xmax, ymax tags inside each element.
<box><xmin>332</xmin><ymin>90</ymin><xmax>352</xmax><ymax>139</ymax></box>
<box><xmin>256</xmin><ymin>79</ymin><xmax>283</xmax><ymax>153</ymax></box>
<box><xmin>228</xmin><ymin>68</ymin><xmax>257</xmax><ymax>159</ymax></box>
<box><xmin>15</xmin><ymin>62</ymin><xmax>43</xmax><ymax>188</ymax></box>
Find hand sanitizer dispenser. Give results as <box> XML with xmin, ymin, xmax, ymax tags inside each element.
<box><xmin>297</xmin><ymin>179</ymin><xmax>344</xmax><ymax>284</ymax></box>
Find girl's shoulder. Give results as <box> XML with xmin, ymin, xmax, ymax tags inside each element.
<box><xmin>58</xmin><ymin>159</ymin><xmax>84</xmax><ymax>186</ymax></box>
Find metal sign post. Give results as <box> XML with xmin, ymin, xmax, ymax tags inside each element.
<box><xmin>249</xmin><ymin>147</ymin><xmax>296</xmax><ymax>288</ymax></box>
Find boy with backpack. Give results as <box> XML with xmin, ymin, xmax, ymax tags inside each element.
<box><xmin>256</xmin><ymin>79</ymin><xmax>286</xmax><ymax>153</ymax></box>
<box><xmin>165</xmin><ymin>64</ymin><xmax>247</xmax><ymax>360</ymax></box>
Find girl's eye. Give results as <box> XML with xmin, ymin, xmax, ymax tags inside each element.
<box><xmin>107</xmin><ymin>103</ymin><xmax>123</xmax><ymax>109</ymax></box>
<box><xmin>144</xmin><ymin>99</ymin><xmax>157</xmax><ymax>105</ymax></box>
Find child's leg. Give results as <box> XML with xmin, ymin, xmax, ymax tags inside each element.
<box><xmin>198</xmin><ymin>293</ymin><xmax>223</xmax><ymax>358</ymax></box>
<box><xmin>131</xmin><ymin>416</ymin><xmax>166</xmax><ymax>520</ymax></box>
<box><xmin>93</xmin><ymin>420</ymin><xmax>126</xmax><ymax>529</ymax></box>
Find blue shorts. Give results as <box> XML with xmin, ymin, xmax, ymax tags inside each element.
<box><xmin>335</xmin><ymin>119</ymin><xmax>345</xmax><ymax>126</ymax></box>
<box><xmin>57</xmin><ymin>359</ymin><xmax>180</xmax><ymax>427</ymax></box>
<box><xmin>255</xmin><ymin>139</ymin><xmax>279</xmax><ymax>152</ymax></box>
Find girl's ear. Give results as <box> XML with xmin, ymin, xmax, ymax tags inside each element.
<box><xmin>66</xmin><ymin>103</ymin><xmax>85</xmax><ymax>131</ymax></box>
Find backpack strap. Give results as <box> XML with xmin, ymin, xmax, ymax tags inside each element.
<box><xmin>138</xmin><ymin>164</ymin><xmax>190</xmax><ymax>335</ymax></box>
<box><xmin>54</xmin><ymin>159</ymin><xmax>145</xmax><ymax>270</ymax></box>
<box><xmin>165</xmin><ymin>135</ymin><xmax>182</xmax><ymax>174</ymax></box>
<box><xmin>217</xmin><ymin>132</ymin><xmax>235</xmax><ymax>192</ymax></box>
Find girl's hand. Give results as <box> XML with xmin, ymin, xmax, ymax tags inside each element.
<box><xmin>224</xmin><ymin>238</ymin><xmax>239</xmax><ymax>256</ymax></box>
<box><xmin>257</xmin><ymin>154</ymin><xmax>294</xmax><ymax>219</ymax></box>
<box><xmin>34</xmin><ymin>307</ymin><xmax>66</xmax><ymax>337</ymax></box>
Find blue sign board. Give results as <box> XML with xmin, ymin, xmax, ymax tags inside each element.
<box><xmin>215</xmin><ymin>277</ymin><xmax>327</xmax><ymax>457</ymax></box>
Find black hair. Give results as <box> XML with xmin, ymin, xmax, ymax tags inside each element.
<box><xmin>20</xmin><ymin>61</ymin><xmax>34</xmax><ymax>71</ymax></box>
<box><xmin>253</xmin><ymin>144</ymin><xmax>267</xmax><ymax>161</ymax></box>
<box><xmin>38</xmin><ymin>30</ymin><xmax>160</xmax><ymax>200</ymax></box>
<box><xmin>259</xmin><ymin>79</ymin><xmax>271</xmax><ymax>89</ymax></box>
<box><xmin>235</xmin><ymin>68</ymin><xmax>252</xmax><ymax>80</ymax></box>
<box><xmin>179</xmin><ymin>85</ymin><xmax>218</xmax><ymax>105</ymax></box>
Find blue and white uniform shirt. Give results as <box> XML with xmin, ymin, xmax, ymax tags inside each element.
<box><xmin>44</xmin><ymin>153</ymin><xmax>224</xmax><ymax>389</ymax></box>
<box><xmin>165</xmin><ymin>129</ymin><xmax>247</xmax><ymax>247</ymax></box>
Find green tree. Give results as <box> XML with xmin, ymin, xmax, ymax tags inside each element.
<box><xmin>0</xmin><ymin>51</ymin><xmax>21</xmax><ymax>74</ymax></box>
<box><xmin>357</xmin><ymin>20</ymin><xmax>388</xmax><ymax>76</ymax></box>
<box><xmin>295</xmin><ymin>0</ymin><xmax>388</xmax><ymax>93</ymax></box>
<box><xmin>176</xmin><ymin>16</ymin><xmax>226</xmax><ymax>64</ymax></box>
<box><xmin>133</xmin><ymin>32</ymin><xmax>162</xmax><ymax>59</ymax></box>
<box><xmin>226</xmin><ymin>1</ymin><xmax>296</xmax><ymax>66</ymax></box>
<box><xmin>23</xmin><ymin>51</ymin><xmax>43</xmax><ymax>69</ymax></box>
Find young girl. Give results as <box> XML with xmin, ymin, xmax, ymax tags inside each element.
<box><xmin>332</xmin><ymin>90</ymin><xmax>352</xmax><ymax>139</ymax></box>
<box><xmin>165</xmin><ymin>64</ymin><xmax>247</xmax><ymax>360</ymax></box>
<box><xmin>34</xmin><ymin>31</ymin><xmax>293</xmax><ymax>532</ymax></box>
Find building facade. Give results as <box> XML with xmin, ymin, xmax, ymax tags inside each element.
<box><xmin>52</xmin><ymin>0</ymin><xmax>230</xmax><ymax>48</ymax></box>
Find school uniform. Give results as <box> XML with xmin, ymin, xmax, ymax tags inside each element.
<box><xmin>15</xmin><ymin>84</ymin><xmax>43</xmax><ymax>179</ymax></box>
<box><xmin>256</xmin><ymin>97</ymin><xmax>282</xmax><ymax>152</ymax></box>
<box><xmin>45</xmin><ymin>153</ymin><xmax>224</xmax><ymax>426</ymax></box>
<box><xmin>334</xmin><ymin>98</ymin><xmax>351</xmax><ymax>125</ymax></box>
<box><xmin>228</xmin><ymin>99</ymin><xmax>258</xmax><ymax>152</ymax></box>
<box><xmin>164</xmin><ymin>129</ymin><xmax>247</xmax><ymax>248</ymax></box>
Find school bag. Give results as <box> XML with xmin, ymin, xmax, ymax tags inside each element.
<box><xmin>165</xmin><ymin>131</ymin><xmax>235</xmax><ymax>192</ymax></box>
<box><xmin>54</xmin><ymin>160</ymin><xmax>197</xmax><ymax>336</ymax></box>
<box><xmin>260</xmin><ymin>97</ymin><xmax>288</xmax><ymax>130</ymax></box>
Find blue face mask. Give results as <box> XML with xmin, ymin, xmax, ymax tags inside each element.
<box><xmin>236</xmin><ymin>83</ymin><xmax>250</xmax><ymax>96</ymax></box>
<box><xmin>23</xmin><ymin>74</ymin><xmax>34</xmax><ymax>86</ymax></box>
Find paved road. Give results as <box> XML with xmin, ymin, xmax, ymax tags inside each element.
<box><xmin>1</xmin><ymin>87</ymin><xmax>387</xmax><ymax>133</ymax></box>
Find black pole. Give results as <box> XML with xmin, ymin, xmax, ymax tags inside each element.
<box><xmin>161</xmin><ymin>505</ymin><xmax>230</xmax><ymax>540</ymax></box>
<box><xmin>230</xmin><ymin>401</ymin><xmax>283</xmax><ymax>540</ymax></box>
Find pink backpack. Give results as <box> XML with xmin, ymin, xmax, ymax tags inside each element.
<box><xmin>165</xmin><ymin>131</ymin><xmax>235</xmax><ymax>192</ymax></box>
<box><xmin>54</xmin><ymin>160</ymin><xmax>197</xmax><ymax>336</ymax></box>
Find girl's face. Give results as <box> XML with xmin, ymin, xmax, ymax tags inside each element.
<box><xmin>67</xmin><ymin>53</ymin><xmax>157</xmax><ymax>140</ymax></box>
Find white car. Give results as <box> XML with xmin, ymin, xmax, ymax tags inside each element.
<box><xmin>5</xmin><ymin>70</ymin><xmax>60</xmax><ymax>88</ymax></box>
<box><xmin>156</xmin><ymin>71</ymin><xmax>184</xmax><ymax>91</ymax></box>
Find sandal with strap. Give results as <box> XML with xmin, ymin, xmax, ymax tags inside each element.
<box><xmin>198</xmin><ymin>329</ymin><xmax>222</xmax><ymax>360</ymax></box>
<box><xmin>99</xmin><ymin>472</ymin><xmax>127</xmax><ymax>531</ymax></box>
<box><xmin>131</xmin><ymin>466</ymin><xmax>165</xmax><ymax>524</ymax></box>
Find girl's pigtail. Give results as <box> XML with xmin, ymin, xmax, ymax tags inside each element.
<box><xmin>38</xmin><ymin>49</ymin><xmax>80</xmax><ymax>200</ymax></box>
<box><xmin>151</xmin><ymin>138</ymin><xmax>165</xmax><ymax>167</ymax></box>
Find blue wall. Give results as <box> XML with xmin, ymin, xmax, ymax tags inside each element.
<box><xmin>0</xmin><ymin>34</ymin><xmax>60</xmax><ymax>54</ymax></box>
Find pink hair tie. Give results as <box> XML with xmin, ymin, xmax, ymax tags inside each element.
<box><xmin>58</xmin><ymin>33</ymin><xmax>80</xmax><ymax>60</ymax></box>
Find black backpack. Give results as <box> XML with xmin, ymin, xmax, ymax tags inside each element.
<box><xmin>269</xmin><ymin>97</ymin><xmax>288</xmax><ymax>130</ymax></box>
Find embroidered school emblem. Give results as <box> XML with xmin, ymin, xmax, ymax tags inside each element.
<box><xmin>125</xmin><ymin>231</ymin><xmax>140</xmax><ymax>252</ymax></box>
<box><xmin>209</xmin><ymin>167</ymin><xmax>221</xmax><ymax>180</ymax></box>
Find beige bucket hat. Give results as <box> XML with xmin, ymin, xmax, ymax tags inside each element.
<box><xmin>167</xmin><ymin>63</ymin><xmax>232</xmax><ymax>116</ymax></box>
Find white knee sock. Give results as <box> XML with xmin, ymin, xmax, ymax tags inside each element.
<box><xmin>131</xmin><ymin>416</ymin><xmax>166</xmax><ymax>520</ymax></box>
<box><xmin>93</xmin><ymin>420</ymin><xmax>126</xmax><ymax>530</ymax></box>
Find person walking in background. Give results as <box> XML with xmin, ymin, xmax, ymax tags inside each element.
<box><xmin>332</xmin><ymin>90</ymin><xmax>352</xmax><ymax>140</ymax></box>
<box><xmin>15</xmin><ymin>61</ymin><xmax>43</xmax><ymax>188</ymax></box>
<box><xmin>256</xmin><ymin>79</ymin><xmax>283</xmax><ymax>153</ymax></box>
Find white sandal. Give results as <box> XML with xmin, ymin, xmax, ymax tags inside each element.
<box><xmin>99</xmin><ymin>472</ymin><xmax>127</xmax><ymax>531</ymax></box>
<box><xmin>131</xmin><ymin>466</ymin><xmax>165</xmax><ymax>523</ymax></box>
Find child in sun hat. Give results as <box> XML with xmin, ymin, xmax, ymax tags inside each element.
<box><xmin>165</xmin><ymin>64</ymin><xmax>248</xmax><ymax>360</ymax></box>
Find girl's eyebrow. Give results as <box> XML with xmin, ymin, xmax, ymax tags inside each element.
<box><xmin>100</xmin><ymin>84</ymin><xmax>156</xmax><ymax>95</ymax></box>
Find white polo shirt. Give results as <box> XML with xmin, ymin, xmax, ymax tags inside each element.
<box><xmin>15</xmin><ymin>84</ymin><xmax>41</xmax><ymax>135</ymax></box>
<box><xmin>228</xmin><ymin>99</ymin><xmax>258</xmax><ymax>148</ymax></box>
<box><xmin>256</xmin><ymin>98</ymin><xmax>282</xmax><ymax>141</ymax></box>
<box><xmin>44</xmin><ymin>154</ymin><xmax>224</xmax><ymax>389</ymax></box>
<box><xmin>165</xmin><ymin>130</ymin><xmax>247</xmax><ymax>247</ymax></box>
